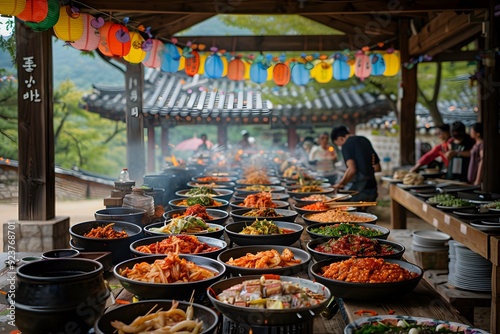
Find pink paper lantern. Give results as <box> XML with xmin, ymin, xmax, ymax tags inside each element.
<box><xmin>70</xmin><ymin>14</ymin><xmax>100</xmax><ymax>51</ymax></box>
<box><xmin>354</xmin><ymin>51</ymin><xmax>372</xmax><ymax>80</ymax></box>
<box><xmin>142</xmin><ymin>39</ymin><xmax>163</xmax><ymax>69</ymax></box>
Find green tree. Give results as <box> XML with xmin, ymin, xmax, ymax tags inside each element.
<box><xmin>0</xmin><ymin>75</ymin><xmax>18</xmax><ymax>159</ymax></box>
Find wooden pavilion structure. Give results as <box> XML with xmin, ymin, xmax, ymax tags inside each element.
<box><xmin>16</xmin><ymin>2</ymin><xmax>500</xmax><ymax>217</ymax></box>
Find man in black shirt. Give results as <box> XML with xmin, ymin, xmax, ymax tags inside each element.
<box><xmin>331</xmin><ymin>125</ymin><xmax>381</xmax><ymax>202</ymax></box>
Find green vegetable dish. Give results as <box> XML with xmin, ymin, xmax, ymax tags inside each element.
<box><xmin>186</xmin><ymin>195</ymin><xmax>215</xmax><ymax>206</ymax></box>
<box><xmin>309</xmin><ymin>223</ymin><xmax>383</xmax><ymax>238</ymax></box>
<box><xmin>239</xmin><ymin>219</ymin><xmax>282</xmax><ymax>235</ymax></box>
<box><xmin>351</xmin><ymin>318</ymin><xmax>484</xmax><ymax>334</ymax></box>
<box><xmin>427</xmin><ymin>194</ymin><xmax>456</xmax><ymax>204</ymax></box>
<box><xmin>186</xmin><ymin>186</ymin><xmax>218</xmax><ymax>196</ymax></box>
<box><xmin>150</xmin><ymin>216</ymin><xmax>217</xmax><ymax>234</ymax></box>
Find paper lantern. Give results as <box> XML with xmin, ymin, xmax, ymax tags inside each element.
<box><xmin>205</xmin><ymin>54</ymin><xmax>224</xmax><ymax>78</ymax></box>
<box><xmin>70</xmin><ymin>14</ymin><xmax>100</xmax><ymax>51</ymax></box>
<box><xmin>221</xmin><ymin>55</ymin><xmax>228</xmax><ymax>77</ymax></box>
<box><xmin>123</xmin><ymin>32</ymin><xmax>146</xmax><ymax>64</ymax></box>
<box><xmin>273</xmin><ymin>63</ymin><xmax>290</xmax><ymax>86</ymax></box>
<box><xmin>250</xmin><ymin>62</ymin><xmax>268</xmax><ymax>84</ymax></box>
<box><xmin>370</xmin><ymin>53</ymin><xmax>386</xmax><ymax>76</ymax></box>
<box><xmin>333</xmin><ymin>57</ymin><xmax>350</xmax><ymax>81</ymax></box>
<box><xmin>24</xmin><ymin>0</ymin><xmax>58</xmax><ymax>32</ymax></box>
<box><xmin>354</xmin><ymin>52</ymin><xmax>372</xmax><ymax>80</ymax></box>
<box><xmin>0</xmin><ymin>0</ymin><xmax>26</xmax><ymax>16</ymax></box>
<box><xmin>291</xmin><ymin>62</ymin><xmax>310</xmax><ymax>85</ymax></box>
<box><xmin>185</xmin><ymin>51</ymin><xmax>200</xmax><ymax>76</ymax></box>
<box><xmin>314</xmin><ymin>61</ymin><xmax>333</xmax><ymax>83</ymax></box>
<box><xmin>17</xmin><ymin>0</ymin><xmax>47</xmax><ymax>23</ymax></box>
<box><xmin>107</xmin><ymin>23</ymin><xmax>131</xmax><ymax>57</ymax></box>
<box><xmin>243</xmin><ymin>59</ymin><xmax>251</xmax><ymax>80</ymax></box>
<box><xmin>142</xmin><ymin>39</ymin><xmax>163</xmax><ymax>69</ymax></box>
<box><xmin>53</xmin><ymin>6</ymin><xmax>83</xmax><ymax>42</ymax></box>
<box><xmin>383</xmin><ymin>50</ymin><xmax>400</xmax><ymax>76</ymax></box>
<box><xmin>177</xmin><ymin>46</ymin><xmax>185</xmax><ymax>71</ymax></box>
<box><xmin>161</xmin><ymin>43</ymin><xmax>181</xmax><ymax>72</ymax></box>
<box><xmin>98</xmin><ymin>21</ymin><xmax>114</xmax><ymax>56</ymax></box>
<box><xmin>197</xmin><ymin>53</ymin><xmax>207</xmax><ymax>75</ymax></box>
<box><xmin>227</xmin><ymin>58</ymin><xmax>245</xmax><ymax>81</ymax></box>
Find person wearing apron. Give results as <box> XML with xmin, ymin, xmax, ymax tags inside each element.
<box><xmin>330</xmin><ymin>125</ymin><xmax>381</xmax><ymax>202</ymax></box>
<box><xmin>445</xmin><ymin>121</ymin><xmax>474</xmax><ymax>182</ymax></box>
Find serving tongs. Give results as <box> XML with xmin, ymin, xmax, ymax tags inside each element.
<box><xmin>326</xmin><ymin>201</ymin><xmax>378</xmax><ymax>208</ymax></box>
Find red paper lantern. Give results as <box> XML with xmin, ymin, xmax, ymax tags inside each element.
<box><xmin>0</xmin><ymin>0</ymin><xmax>26</xmax><ymax>16</ymax></box>
<box><xmin>17</xmin><ymin>0</ymin><xmax>47</xmax><ymax>23</ymax></box>
<box><xmin>185</xmin><ymin>51</ymin><xmax>200</xmax><ymax>77</ymax></box>
<box><xmin>24</xmin><ymin>0</ymin><xmax>58</xmax><ymax>32</ymax></box>
<box><xmin>70</xmin><ymin>13</ymin><xmax>100</xmax><ymax>51</ymax></box>
<box><xmin>273</xmin><ymin>63</ymin><xmax>290</xmax><ymax>86</ymax></box>
<box><xmin>227</xmin><ymin>58</ymin><xmax>245</xmax><ymax>81</ymax></box>
<box><xmin>142</xmin><ymin>39</ymin><xmax>163</xmax><ymax>69</ymax></box>
<box><xmin>107</xmin><ymin>23</ymin><xmax>131</xmax><ymax>57</ymax></box>
<box><xmin>53</xmin><ymin>6</ymin><xmax>83</xmax><ymax>42</ymax></box>
<box><xmin>98</xmin><ymin>21</ymin><xmax>114</xmax><ymax>57</ymax></box>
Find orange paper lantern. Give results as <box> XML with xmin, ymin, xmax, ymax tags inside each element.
<box><xmin>273</xmin><ymin>63</ymin><xmax>290</xmax><ymax>86</ymax></box>
<box><xmin>227</xmin><ymin>58</ymin><xmax>245</xmax><ymax>81</ymax></box>
<box><xmin>123</xmin><ymin>31</ymin><xmax>146</xmax><ymax>64</ymax></box>
<box><xmin>17</xmin><ymin>0</ymin><xmax>47</xmax><ymax>23</ymax></box>
<box><xmin>107</xmin><ymin>23</ymin><xmax>131</xmax><ymax>57</ymax></box>
<box><xmin>98</xmin><ymin>21</ymin><xmax>114</xmax><ymax>56</ymax></box>
<box><xmin>142</xmin><ymin>39</ymin><xmax>163</xmax><ymax>69</ymax></box>
<box><xmin>185</xmin><ymin>51</ymin><xmax>200</xmax><ymax>77</ymax></box>
<box><xmin>0</xmin><ymin>0</ymin><xmax>26</xmax><ymax>16</ymax></box>
<box><xmin>53</xmin><ymin>6</ymin><xmax>83</xmax><ymax>42</ymax></box>
<box><xmin>70</xmin><ymin>13</ymin><xmax>100</xmax><ymax>51</ymax></box>
<box><xmin>24</xmin><ymin>0</ymin><xmax>58</xmax><ymax>32</ymax></box>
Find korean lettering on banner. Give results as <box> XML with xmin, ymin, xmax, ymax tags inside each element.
<box><xmin>22</xmin><ymin>56</ymin><xmax>41</xmax><ymax>103</ymax></box>
<box><xmin>128</xmin><ymin>77</ymin><xmax>139</xmax><ymax>117</ymax></box>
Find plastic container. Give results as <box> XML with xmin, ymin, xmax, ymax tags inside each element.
<box><xmin>122</xmin><ymin>188</ymin><xmax>154</xmax><ymax>217</ymax></box>
<box><xmin>119</xmin><ymin>168</ymin><xmax>130</xmax><ymax>182</ymax></box>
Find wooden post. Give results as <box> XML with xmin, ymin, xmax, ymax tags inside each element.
<box><xmin>217</xmin><ymin>124</ymin><xmax>227</xmax><ymax>148</ymax></box>
<box><xmin>16</xmin><ymin>21</ymin><xmax>55</xmax><ymax>220</ymax></box>
<box><xmin>398</xmin><ymin>19</ymin><xmax>417</xmax><ymax>166</ymax></box>
<box><xmin>147</xmin><ymin>120</ymin><xmax>156</xmax><ymax>173</ymax></box>
<box><xmin>125</xmin><ymin>63</ymin><xmax>145</xmax><ymax>185</ymax></box>
<box><xmin>481</xmin><ymin>0</ymin><xmax>500</xmax><ymax>193</ymax></box>
<box><xmin>161</xmin><ymin>124</ymin><xmax>169</xmax><ymax>166</ymax></box>
<box><xmin>287</xmin><ymin>126</ymin><xmax>298</xmax><ymax>153</ymax></box>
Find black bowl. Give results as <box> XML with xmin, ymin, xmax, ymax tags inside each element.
<box><xmin>306</xmin><ymin>237</ymin><xmax>405</xmax><ymax>262</ymax></box>
<box><xmin>94</xmin><ymin>300</ymin><xmax>218</xmax><ymax>334</ymax></box>
<box><xmin>114</xmin><ymin>254</ymin><xmax>226</xmax><ymax>300</ymax></box>
<box><xmin>217</xmin><ymin>245</ymin><xmax>310</xmax><ymax>276</ymax></box>
<box><xmin>230</xmin><ymin>208</ymin><xmax>298</xmax><ymax>223</ymax></box>
<box><xmin>69</xmin><ymin>220</ymin><xmax>143</xmax><ymax>264</ymax></box>
<box><xmin>41</xmin><ymin>248</ymin><xmax>80</xmax><ymax>259</ymax></box>
<box><xmin>302</xmin><ymin>211</ymin><xmax>378</xmax><ymax>225</ymax></box>
<box><xmin>233</xmin><ymin>192</ymin><xmax>290</xmax><ymax>201</ymax></box>
<box><xmin>94</xmin><ymin>207</ymin><xmax>148</xmax><ymax>227</ymax></box>
<box><xmin>286</xmin><ymin>186</ymin><xmax>335</xmax><ymax>198</ymax></box>
<box><xmin>192</xmin><ymin>175</ymin><xmax>238</xmax><ymax>183</ymax></box>
<box><xmin>207</xmin><ymin>275</ymin><xmax>330</xmax><ymax>326</ymax></box>
<box><xmin>229</xmin><ymin>200</ymin><xmax>290</xmax><ymax>210</ymax></box>
<box><xmin>169</xmin><ymin>198</ymin><xmax>230</xmax><ymax>211</ymax></box>
<box><xmin>175</xmin><ymin>188</ymin><xmax>234</xmax><ymax>201</ymax></box>
<box><xmin>234</xmin><ymin>185</ymin><xmax>286</xmax><ymax>194</ymax></box>
<box><xmin>306</xmin><ymin>222</ymin><xmax>390</xmax><ymax>240</ymax></box>
<box><xmin>162</xmin><ymin>208</ymin><xmax>229</xmax><ymax>226</ymax></box>
<box><xmin>292</xmin><ymin>192</ymin><xmax>352</xmax><ymax>205</ymax></box>
<box><xmin>292</xmin><ymin>202</ymin><xmax>330</xmax><ymax>215</ymax></box>
<box><xmin>187</xmin><ymin>181</ymin><xmax>237</xmax><ymax>190</ymax></box>
<box><xmin>235</xmin><ymin>178</ymin><xmax>282</xmax><ymax>186</ymax></box>
<box><xmin>143</xmin><ymin>221</ymin><xmax>224</xmax><ymax>239</ymax></box>
<box><xmin>224</xmin><ymin>220</ymin><xmax>303</xmax><ymax>246</ymax></box>
<box><xmin>130</xmin><ymin>235</ymin><xmax>227</xmax><ymax>259</ymax></box>
<box><xmin>309</xmin><ymin>258</ymin><xmax>423</xmax><ymax>300</ymax></box>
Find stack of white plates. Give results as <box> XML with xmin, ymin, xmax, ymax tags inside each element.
<box><xmin>411</xmin><ymin>230</ymin><xmax>450</xmax><ymax>252</ymax></box>
<box><xmin>448</xmin><ymin>240</ymin><xmax>491</xmax><ymax>292</ymax></box>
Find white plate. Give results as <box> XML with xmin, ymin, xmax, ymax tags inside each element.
<box><xmin>381</xmin><ymin>176</ymin><xmax>403</xmax><ymax>183</ymax></box>
<box><xmin>436</xmin><ymin>204</ymin><xmax>476</xmax><ymax>211</ymax></box>
<box><xmin>489</xmin><ymin>207</ymin><xmax>500</xmax><ymax>212</ymax></box>
<box><xmin>470</xmin><ymin>221</ymin><xmax>500</xmax><ymax>232</ymax></box>
<box><xmin>344</xmin><ymin>315</ymin><xmax>489</xmax><ymax>334</ymax></box>
<box><xmin>412</xmin><ymin>230</ymin><xmax>450</xmax><ymax>245</ymax></box>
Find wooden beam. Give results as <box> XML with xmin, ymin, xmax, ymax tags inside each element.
<box><xmin>398</xmin><ymin>19</ymin><xmax>417</xmax><ymax>166</ymax></box>
<box><xmin>79</xmin><ymin>0</ymin><xmax>489</xmax><ymax>15</ymax></box>
<box><xmin>174</xmin><ymin>35</ymin><xmax>350</xmax><ymax>51</ymax></box>
<box><xmin>409</xmin><ymin>10</ymin><xmax>486</xmax><ymax>56</ymax></box>
<box><xmin>429</xmin><ymin>50</ymin><xmax>479</xmax><ymax>62</ymax></box>
<box><xmin>16</xmin><ymin>21</ymin><xmax>55</xmax><ymax>220</ymax></box>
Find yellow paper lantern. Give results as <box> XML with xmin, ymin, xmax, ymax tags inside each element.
<box><xmin>123</xmin><ymin>31</ymin><xmax>146</xmax><ymax>64</ymax></box>
<box><xmin>197</xmin><ymin>53</ymin><xmax>207</xmax><ymax>75</ymax></box>
<box><xmin>0</xmin><ymin>0</ymin><xmax>26</xmax><ymax>16</ymax></box>
<box><xmin>266</xmin><ymin>64</ymin><xmax>274</xmax><ymax>81</ymax></box>
<box><xmin>177</xmin><ymin>46</ymin><xmax>185</xmax><ymax>71</ymax></box>
<box><xmin>243</xmin><ymin>59</ymin><xmax>251</xmax><ymax>80</ymax></box>
<box><xmin>383</xmin><ymin>51</ymin><xmax>401</xmax><ymax>76</ymax></box>
<box><xmin>53</xmin><ymin>6</ymin><xmax>83</xmax><ymax>42</ymax></box>
<box><xmin>314</xmin><ymin>61</ymin><xmax>333</xmax><ymax>83</ymax></box>
<box><xmin>221</xmin><ymin>56</ymin><xmax>228</xmax><ymax>77</ymax></box>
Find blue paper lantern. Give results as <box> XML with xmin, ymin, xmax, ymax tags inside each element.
<box><xmin>250</xmin><ymin>62</ymin><xmax>268</xmax><ymax>84</ymax></box>
<box><xmin>291</xmin><ymin>63</ymin><xmax>310</xmax><ymax>85</ymax></box>
<box><xmin>370</xmin><ymin>53</ymin><xmax>386</xmax><ymax>76</ymax></box>
<box><xmin>161</xmin><ymin>43</ymin><xmax>181</xmax><ymax>73</ymax></box>
<box><xmin>204</xmin><ymin>54</ymin><xmax>224</xmax><ymax>78</ymax></box>
<box><xmin>333</xmin><ymin>58</ymin><xmax>350</xmax><ymax>81</ymax></box>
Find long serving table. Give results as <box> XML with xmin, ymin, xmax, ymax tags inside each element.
<box><xmin>390</xmin><ymin>184</ymin><xmax>497</xmax><ymax>333</ymax></box>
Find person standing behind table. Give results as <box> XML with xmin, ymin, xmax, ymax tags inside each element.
<box><xmin>410</xmin><ymin>124</ymin><xmax>451</xmax><ymax>173</ymax></box>
<box><xmin>308</xmin><ymin>132</ymin><xmax>338</xmax><ymax>184</ymax></box>
<box><xmin>238</xmin><ymin>130</ymin><xmax>252</xmax><ymax>149</ymax></box>
<box><xmin>444</xmin><ymin>121</ymin><xmax>474</xmax><ymax>182</ymax></box>
<box><xmin>330</xmin><ymin>125</ymin><xmax>381</xmax><ymax>202</ymax></box>
<box><xmin>467</xmin><ymin>122</ymin><xmax>484</xmax><ymax>185</ymax></box>
<box><xmin>197</xmin><ymin>134</ymin><xmax>210</xmax><ymax>151</ymax></box>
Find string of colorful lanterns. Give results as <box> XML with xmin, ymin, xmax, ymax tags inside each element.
<box><xmin>1</xmin><ymin>0</ymin><xmax>402</xmax><ymax>85</ymax></box>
